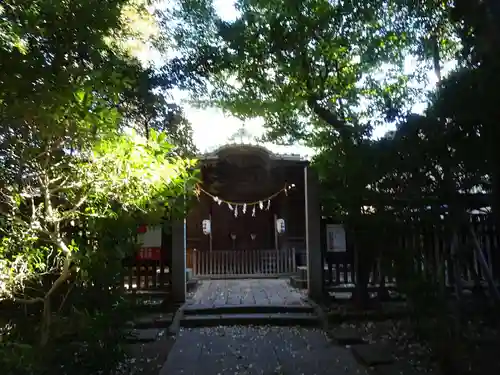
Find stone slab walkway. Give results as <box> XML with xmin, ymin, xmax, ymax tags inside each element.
<box><xmin>160</xmin><ymin>326</ymin><xmax>369</xmax><ymax>375</ymax></box>
<box><xmin>185</xmin><ymin>279</ymin><xmax>308</xmax><ymax>308</ymax></box>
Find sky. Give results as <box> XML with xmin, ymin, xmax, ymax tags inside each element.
<box><xmin>143</xmin><ymin>0</ymin><xmax>453</xmax><ymax>156</ymax></box>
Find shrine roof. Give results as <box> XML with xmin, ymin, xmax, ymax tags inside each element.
<box><xmin>198</xmin><ymin>142</ymin><xmax>308</xmax><ymax>163</ymax></box>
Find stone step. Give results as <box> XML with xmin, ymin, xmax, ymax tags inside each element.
<box><xmin>289</xmin><ymin>276</ymin><xmax>307</xmax><ymax>289</ymax></box>
<box><xmin>125</xmin><ymin>328</ymin><xmax>166</xmax><ymax>343</ymax></box>
<box><xmin>127</xmin><ymin>295</ymin><xmax>182</xmax><ymax>314</ymax></box>
<box><xmin>130</xmin><ymin>313</ymin><xmax>174</xmax><ymax>329</ymax></box>
<box><xmin>351</xmin><ymin>343</ymin><xmax>395</xmax><ymax>366</ymax></box>
<box><xmin>125</xmin><ymin>289</ymin><xmax>171</xmax><ymax>297</ymax></box>
<box><xmin>180</xmin><ymin>312</ymin><xmax>320</xmax><ymax>328</ymax></box>
<box><xmin>329</xmin><ymin>327</ymin><xmax>366</xmax><ymax>345</ymax></box>
<box><xmin>297</xmin><ymin>266</ymin><xmax>308</xmax><ymax>280</ymax></box>
<box><xmin>186</xmin><ymin>279</ymin><xmax>198</xmax><ymax>292</ymax></box>
<box><xmin>182</xmin><ymin>303</ymin><xmax>314</xmax><ymax>316</ymax></box>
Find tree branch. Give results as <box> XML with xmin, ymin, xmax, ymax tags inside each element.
<box><xmin>40</xmin><ymin>175</ymin><xmax>54</xmax><ymax>223</ymax></box>
<box><xmin>55</xmin><ymin>195</ymin><xmax>88</xmax><ymax>222</ymax></box>
<box><xmin>2</xmin><ymin>296</ymin><xmax>44</xmax><ymax>305</ymax></box>
<box><xmin>299</xmin><ymin>51</ymin><xmax>352</xmax><ymax>138</ymax></box>
<box><xmin>58</xmin><ymin>281</ymin><xmax>75</xmax><ymax>313</ymax></box>
<box><xmin>44</xmin><ymin>250</ymin><xmax>73</xmax><ymax>299</ymax></box>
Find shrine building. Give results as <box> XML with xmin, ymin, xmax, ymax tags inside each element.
<box><xmin>185</xmin><ymin>142</ymin><xmax>309</xmax><ymax>278</ymax></box>
<box><xmin>125</xmin><ymin>136</ymin><xmax>325</xmax><ymax>302</ymax></box>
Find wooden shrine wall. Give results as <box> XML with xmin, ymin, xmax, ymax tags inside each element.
<box><xmin>186</xmin><ymin>157</ymin><xmax>306</xmax><ymax>252</ymax></box>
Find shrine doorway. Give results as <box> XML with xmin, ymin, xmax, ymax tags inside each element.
<box><xmin>193</xmin><ymin>182</ymin><xmax>295</xmax><ymax>278</ymax></box>
<box><xmin>211</xmin><ymin>197</ymin><xmax>276</xmax><ymax>251</ymax></box>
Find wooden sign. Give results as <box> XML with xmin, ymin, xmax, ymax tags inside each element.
<box><xmin>326</xmin><ymin>224</ymin><xmax>346</xmax><ymax>252</ymax></box>
<box><xmin>136</xmin><ymin>225</ymin><xmax>162</xmax><ymax>260</ymax></box>
<box><xmin>137</xmin><ymin>247</ymin><xmax>161</xmax><ymax>261</ymax></box>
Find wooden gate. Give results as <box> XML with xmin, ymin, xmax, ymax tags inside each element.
<box><xmin>192</xmin><ymin>248</ymin><xmax>296</xmax><ymax>278</ymax></box>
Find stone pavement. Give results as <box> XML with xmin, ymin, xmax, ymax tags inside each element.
<box><xmin>185</xmin><ymin>279</ymin><xmax>308</xmax><ymax>308</ymax></box>
<box><xmin>160</xmin><ymin>326</ymin><xmax>369</xmax><ymax>375</ymax></box>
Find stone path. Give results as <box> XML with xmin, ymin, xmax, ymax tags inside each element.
<box><xmin>185</xmin><ymin>279</ymin><xmax>308</xmax><ymax>308</ymax></box>
<box><xmin>160</xmin><ymin>326</ymin><xmax>369</xmax><ymax>375</ymax></box>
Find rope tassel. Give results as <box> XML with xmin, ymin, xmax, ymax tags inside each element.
<box><xmin>196</xmin><ymin>183</ymin><xmax>292</xmax><ymax>216</ymax></box>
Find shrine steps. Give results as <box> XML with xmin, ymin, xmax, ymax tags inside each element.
<box><xmin>180</xmin><ymin>312</ymin><xmax>319</xmax><ymax>328</ymax></box>
<box><xmin>182</xmin><ymin>303</ymin><xmax>314</xmax><ymax>315</ymax></box>
<box><xmin>125</xmin><ymin>310</ymin><xmax>178</xmax><ymax>344</ymax></box>
<box><xmin>178</xmin><ymin>304</ymin><xmax>320</xmax><ymax>328</ymax></box>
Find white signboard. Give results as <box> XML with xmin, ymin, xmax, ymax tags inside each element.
<box><xmin>137</xmin><ymin>225</ymin><xmax>162</xmax><ymax>248</ymax></box>
<box><xmin>326</xmin><ymin>224</ymin><xmax>346</xmax><ymax>252</ymax></box>
<box><xmin>136</xmin><ymin>225</ymin><xmax>162</xmax><ymax>260</ymax></box>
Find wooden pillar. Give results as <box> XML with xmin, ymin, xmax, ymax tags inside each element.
<box><xmin>304</xmin><ymin>165</ymin><xmax>323</xmax><ymax>301</ymax></box>
<box><xmin>280</xmin><ymin>193</ymin><xmax>289</xmax><ymax>251</ymax></box>
<box><xmin>171</xmin><ymin>216</ymin><xmax>187</xmax><ymax>302</ymax></box>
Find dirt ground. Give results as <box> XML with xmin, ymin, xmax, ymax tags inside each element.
<box><xmin>125</xmin><ymin>333</ymin><xmax>176</xmax><ymax>375</ymax></box>
<box><xmin>337</xmin><ymin>316</ymin><xmax>500</xmax><ymax>375</ymax></box>
<box><xmin>122</xmin><ymin>296</ymin><xmax>180</xmax><ymax>375</ymax></box>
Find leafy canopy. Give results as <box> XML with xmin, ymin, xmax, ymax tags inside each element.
<box><xmin>0</xmin><ymin>1</ymin><xmax>198</xmax><ymax>361</ymax></box>
<box><xmin>169</xmin><ymin>0</ymin><xmax>455</xmax><ymax>145</ymax></box>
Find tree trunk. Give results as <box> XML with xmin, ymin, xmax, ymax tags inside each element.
<box><xmin>352</xmin><ymin>235</ymin><xmax>373</xmax><ymax>309</ymax></box>
<box><xmin>377</xmin><ymin>259</ymin><xmax>391</xmax><ymax>301</ymax></box>
<box><xmin>40</xmin><ymin>297</ymin><xmax>52</xmax><ymax>347</ymax></box>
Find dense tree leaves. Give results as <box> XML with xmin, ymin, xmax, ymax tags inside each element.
<box><xmin>167</xmin><ymin>0</ymin><xmax>500</xmax><ymax>311</ymax></box>
<box><xmin>170</xmin><ymin>0</ymin><xmax>433</xmax><ymax>145</ymax></box>
<box><xmin>167</xmin><ymin>0</ymin><xmax>497</xmax><ymax>214</ymax></box>
<box><xmin>0</xmin><ymin>0</ymin><xmax>197</xmax><ymax>159</ymax></box>
<box><xmin>167</xmin><ymin>0</ymin><xmax>474</xmax><ymax>213</ymax></box>
<box><xmin>0</xmin><ymin>2</ymin><xmax>198</xmax><ymax>368</ymax></box>
<box><xmin>0</xmin><ymin>0</ymin><xmax>141</xmax><ymax>115</ymax></box>
<box><xmin>121</xmin><ymin>73</ymin><xmax>199</xmax><ymax>156</ymax></box>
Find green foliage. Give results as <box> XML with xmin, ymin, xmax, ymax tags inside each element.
<box><xmin>168</xmin><ymin>0</ymin><xmax>461</xmax><ymax>146</ymax></box>
<box><xmin>0</xmin><ymin>1</ymin><xmax>198</xmax><ymax>373</ymax></box>
<box><xmin>0</xmin><ymin>295</ymin><xmax>134</xmax><ymax>375</ymax></box>
<box><xmin>120</xmin><ymin>71</ymin><xmax>200</xmax><ymax>156</ymax></box>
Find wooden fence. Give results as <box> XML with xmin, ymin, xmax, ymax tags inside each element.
<box><xmin>192</xmin><ymin>248</ymin><xmax>297</xmax><ymax>278</ymax></box>
<box><xmin>123</xmin><ymin>260</ymin><xmax>170</xmax><ymax>291</ymax></box>
<box><xmin>324</xmin><ymin>214</ymin><xmax>500</xmax><ymax>291</ymax></box>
